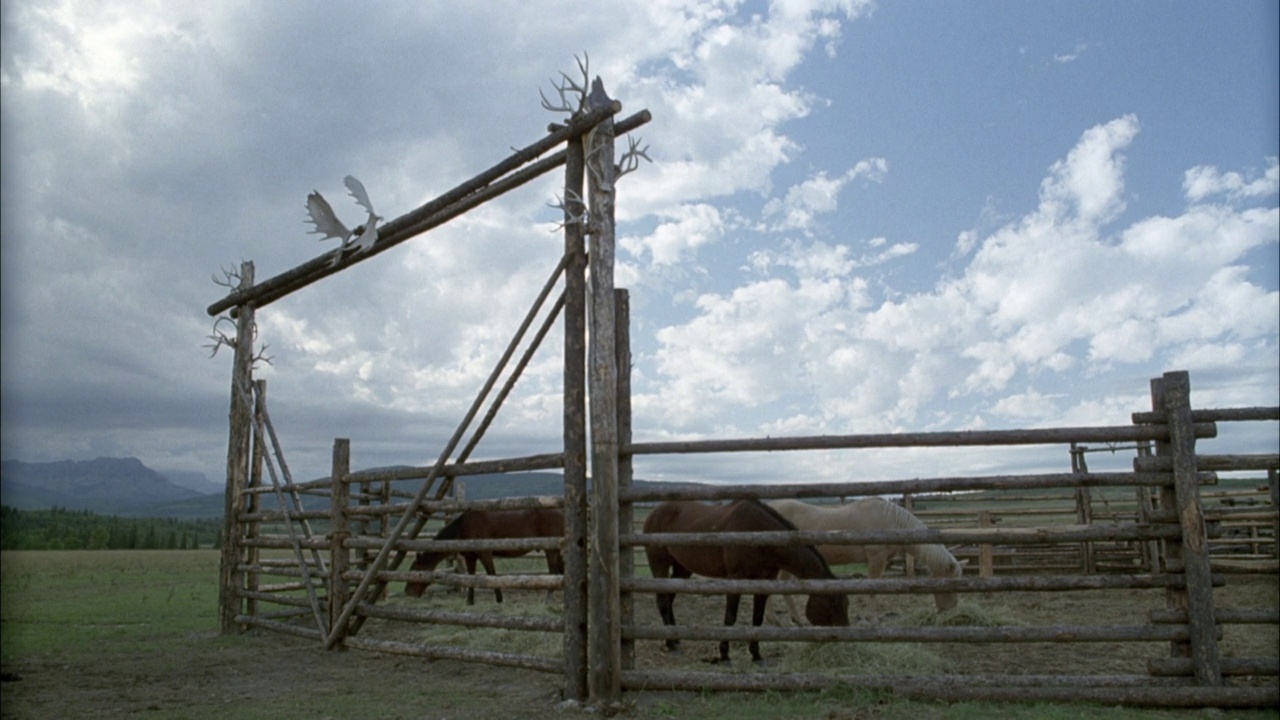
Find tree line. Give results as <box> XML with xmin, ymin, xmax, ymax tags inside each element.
<box><xmin>0</xmin><ymin>506</ymin><xmax>223</xmax><ymax>551</ymax></box>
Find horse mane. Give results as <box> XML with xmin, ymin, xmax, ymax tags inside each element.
<box><xmin>858</xmin><ymin>497</ymin><xmax>926</xmax><ymax>530</ymax></box>
<box><xmin>744</xmin><ymin>499</ymin><xmax>837</xmax><ymax>579</ymax></box>
<box><xmin>859</xmin><ymin>499</ymin><xmax>959</xmax><ymax>575</ymax></box>
<box><xmin>433</xmin><ymin>512</ymin><xmax>467</xmax><ymax>541</ymax></box>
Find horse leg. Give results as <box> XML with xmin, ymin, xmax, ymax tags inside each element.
<box><xmin>719</xmin><ymin>593</ymin><xmax>742</xmax><ymax>663</ymax></box>
<box><xmin>544</xmin><ymin>550</ymin><xmax>564</xmax><ymax>603</ymax></box>
<box><xmin>749</xmin><ymin>594</ymin><xmax>769</xmax><ymax>663</ymax></box>
<box><xmin>865</xmin><ymin>545</ymin><xmax>885</xmax><ymax>614</ymax></box>
<box><xmin>463</xmin><ymin>554</ymin><xmax>479</xmax><ymax>605</ymax></box>
<box><xmin>647</xmin><ymin>550</ymin><xmax>683</xmax><ymax>653</ymax></box>
<box><xmin>478</xmin><ymin>553</ymin><xmax>501</xmax><ymax>603</ymax></box>
<box><xmin>778</xmin><ymin>570</ymin><xmax>807</xmax><ymax>625</ymax></box>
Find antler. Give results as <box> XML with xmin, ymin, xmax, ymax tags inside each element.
<box><xmin>211</xmin><ymin>264</ymin><xmax>242</xmax><ymax>289</ymax></box>
<box><xmin>540</xmin><ymin>53</ymin><xmax>590</xmax><ymax>115</ymax></box>
<box><xmin>616</xmin><ymin>134</ymin><xmax>652</xmax><ymax>181</ymax></box>
<box><xmin>547</xmin><ymin>188</ymin><xmax>588</xmax><ymax>231</ymax></box>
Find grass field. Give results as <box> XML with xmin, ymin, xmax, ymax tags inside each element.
<box><xmin>1</xmin><ymin>550</ymin><xmax>1275</xmax><ymax>719</ymax></box>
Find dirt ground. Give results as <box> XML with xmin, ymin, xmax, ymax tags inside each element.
<box><xmin>2</xmin><ymin>576</ymin><xmax>1276</xmax><ymax>719</ymax></box>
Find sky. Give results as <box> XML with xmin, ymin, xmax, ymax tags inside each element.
<box><xmin>2</xmin><ymin>1</ymin><xmax>1277</xmax><ymax>490</ymax></box>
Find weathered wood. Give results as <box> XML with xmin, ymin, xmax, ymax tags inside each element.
<box><xmin>616</xmin><ymin>290</ymin><xmax>635</xmax><ymax>675</ymax></box>
<box><xmin>561</xmin><ymin>130</ymin><xmax>589</xmax><ymax>702</ymax></box>
<box><xmin>328</xmin><ymin>438</ymin><xmax>351</xmax><ymax>642</ymax></box>
<box><xmin>1132</xmin><ymin>406</ymin><xmax>1280</xmax><ymax>424</ymax></box>
<box><xmin>245</xmin><ymin>379</ymin><xmax>265</xmax><ymax>621</ymax></box>
<box><xmin>586</xmin><ymin>78</ymin><xmax>622</xmax><ymax>703</ymax></box>
<box><xmin>355</xmin><ymin>602</ymin><xmax>562</xmax><ymax>632</ymax></box>
<box><xmin>978</xmin><ymin>510</ymin><xmax>995</xmax><ymax>577</ymax></box>
<box><xmin>623</xmin><ymin>423</ymin><xmax>1216</xmax><ymax>457</ymax></box>
<box><xmin>625</xmin><ymin>622</ymin><xmax>1202</xmax><ymax>644</ymax></box>
<box><xmin>1158</xmin><ymin>371</ymin><xmax>1223</xmax><ymax>685</ymax></box>
<box><xmin>219</xmin><ymin>261</ymin><xmax>254</xmax><ymax>635</ymax></box>
<box><xmin>623</xmin><ymin>669</ymin><xmax>1193</xmax><ymax>690</ymax></box>
<box><xmin>344</xmin><ymin>494</ymin><xmax>565</xmax><ymax>519</ymax></box>
<box><xmin>620</xmin><ymin>471</ymin><xmax>1187</xmax><ymax>503</ymax></box>
<box><xmin>1150</xmin><ymin>607</ymin><xmax>1278</xmax><ymax>624</ymax></box>
<box><xmin>1148</xmin><ymin>657</ymin><xmax>1279</xmax><ymax>676</ymax></box>
<box><xmin>622</xmin><ymin>522</ymin><xmax>1185</xmax><ymax>547</ymax></box>
<box><xmin>623</xmin><ymin>572</ymin><xmax>1218</xmax><ymax>596</ymax></box>
<box><xmin>206</xmin><ymin>103</ymin><xmax>639</xmax><ymax>317</ymax></box>
<box><xmin>1136</xmin><ymin>454</ymin><xmax>1280</xmax><ymax>472</ymax></box>
<box><xmin>345</xmin><ymin>536</ymin><xmax>562</xmax><ymax>553</ymax></box>
<box><xmin>622</xmin><ymin>670</ymin><xmax>1277</xmax><ymax>706</ymax></box>
<box><xmin>238</xmin><ymin>590</ymin><xmax>313</xmax><ymax>609</ymax></box>
<box><xmin>236</xmin><ymin>614</ymin><xmax>324</xmax><ymax>641</ymax></box>
<box><xmin>344</xmin><ymin>636</ymin><xmax>561</xmax><ymax>674</ymax></box>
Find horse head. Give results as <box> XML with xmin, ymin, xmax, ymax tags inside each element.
<box><xmin>804</xmin><ymin>590</ymin><xmax>850</xmax><ymax>626</ymax></box>
<box><xmin>403</xmin><ymin>550</ymin><xmax>448</xmax><ymax>597</ymax></box>
<box><xmin>931</xmin><ymin>555</ymin><xmax>968</xmax><ymax>611</ymax></box>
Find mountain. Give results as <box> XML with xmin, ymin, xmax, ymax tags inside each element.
<box><xmin>0</xmin><ymin>457</ymin><xmax>710</xmax><ymax>520</ymax></box>
<box><xmin>158</xmin><ymin>469</ymin><xmax>223</xmax><ymax>495</ymax></box>
<box><xmin>0</xmin><ymin>457</ymin><xmax>205</xmax><ymax>516</ymax></box>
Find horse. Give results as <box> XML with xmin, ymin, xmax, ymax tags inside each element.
<box><xmin>403</xmin><ymin>507</ymin><xmax>564</xmax><ymax>604</ymax></box>
<box><xmin>642</xmin><ymin>498</ymin><xmax>849</xmax><ymax>664</ymax></box>
<box><xmin>768</xmin><ymin>497</ymin><xmax>967</xmax><ymax>620</ymax></box>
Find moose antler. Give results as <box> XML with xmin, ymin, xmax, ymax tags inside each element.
<box><xmin>540</xmin><ymin>53</ymin><xmax>590</xmax><ymax>115</ymax></box>
<box><xmin>616</xmin><ymin>134</ymin><xmax>652</xmax><ymax>181</ymax></box>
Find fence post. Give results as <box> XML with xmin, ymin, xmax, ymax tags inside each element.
<box><xmin>219</xmin><ymin>261</ymin><xmax>255</xmax><ymax>635</ymax></box>
<box><xmin>245</xmin><ymin>380</ymin><xmax>267</xmax><ymax>621</ymax></box>
<box><xmin>561</xmin><ymin>118</ymin><xmax>590</xmax><ymax>702</ymax></box>
<box><xmin>328</xmin><ymin>438</ymin><xmax>351</xmax><ymax>645</ymax></box>
<box><xmin>586</xmin><ymin>77</ymin><xmax>621</xmax><ymax>703</ymax></box>
<box><xmin>1270</xmin><ymin>468</ymin><xmax>1279</xmax><ymax>559</ymax></box>
<box><xmin>1151</xmin><ymin>371</ymin><xmax>1222</xmax><ymax>685</ymax></box>
<box><xmin>978</xmin><ymin>510</ymin><xmax>994</xmax><ymax>578</ymax></box>
<box><xmin>616</xmin><ymin>290</ymin><xmax>635</xmax><ymax>672</ymax></box>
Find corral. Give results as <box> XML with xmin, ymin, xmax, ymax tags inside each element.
<box><xmin>205</xmin><ymin>74</ymin><xmax>1279</xmax><ymax>709</ymax></box>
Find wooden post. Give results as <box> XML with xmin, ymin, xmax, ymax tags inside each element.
<box><xmin>328</xmin><ymin>439</ymin><xmax>351</xmax><ymax>644</ymax></box>
<box><xmin>586</xmin><ymin>77</ymin><xmax>621</xmax><ymax>703</ymax></box>
<box><xmin>978</xmin><ymin>510</ymin><xmax>994</xmax><ymax>578</ymax></box>
<box><xmin>1071</xmin><ymin>445</ymin><xmax>1095</xmax><ymax>574</ymax></box>
<box><xmin>245</xmin><ymin>380</ymin><xmax>267</xmax><ymax>622</ymax></box>
<box><xmin>1270</xmin><ymin>468</ymin><xmax>1279</xmax><ymax>559</ymax></box>
<box><xmin>219</xmin><ymin>261</ymin><xmax>254</xmax><ymax>635</ymax></box>
<box><xmin>561</xmin><ymin>123</ymin><xmax>590</xmax><ymax>702</ymax></box>
<box><xmin>616</xmin><ymin>290</ymin><xmax>635</xmax><ymax>672</ymax></box>
<box><xmin>1152</xmin><ymin>371</ymin><xmax>1222</xmax><ymax>685</ymax></box>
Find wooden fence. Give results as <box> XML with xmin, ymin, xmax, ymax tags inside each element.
<box><xmin>209</xmin><ymin>76</ymin><xmax>1277</xmax><ymax>709</ymax></box>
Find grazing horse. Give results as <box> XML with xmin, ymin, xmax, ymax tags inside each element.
<box><xmin>768</xmin><ymin>497</ymin><xmax>967</xmax><ymax>619</ymax></box>
<box><xmin>642</xmin><ymin>499</ymin><xmax>849</xmax><ymax>663</ymax></box>
<box><xmin>404</xmin><ymin>507</ymin><xmax>564</xmax><ymax>604</ymax></box>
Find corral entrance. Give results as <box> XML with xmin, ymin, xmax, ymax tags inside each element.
<box><xmin>207</xmin><ymin>75</ymin><xmax>1278</xmax><ymax>708</ymax></box>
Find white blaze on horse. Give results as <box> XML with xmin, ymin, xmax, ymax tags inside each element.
<box><xmin>767</xmin><ymin>498</ymin><xmax>967</xmax><ymax>620</ymax></box>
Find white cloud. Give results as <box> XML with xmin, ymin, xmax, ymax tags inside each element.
<box><xmin>621</xmin><ymin>203</ymin><xmax>726</xmax><ymax>266</ymax></box>
<box><xmin>641</xmin><ymin>116</ymin><xmax>1279</xmax><ymax>445</ymax></box>
<box><xmin>1182</xmin><ymin>157</ymin><xmax>1280</xmax><ymax>203</ymax></box>
<box><xmin>762</xmin><ymin>158</ymin><xmax>887</xmax><ymax>233</ymax></box>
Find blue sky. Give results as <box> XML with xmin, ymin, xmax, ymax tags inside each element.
<box><xmin>2</xmin><ymin>1</ymin><xmax>1276</xmax><ymax>487</ymax></box>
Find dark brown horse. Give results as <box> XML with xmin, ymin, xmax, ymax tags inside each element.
<box><xmin>642</xmin><ymin>499</ymin><xmax>849</xmax><ymax>663</ymax></box>
<box><xmin>404</xmin><ymin>507</ymin><xmax>564</xmax><ymax>604</ymax></box>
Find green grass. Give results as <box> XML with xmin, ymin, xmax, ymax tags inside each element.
<box><xmin>0</xmin><ymin>549</ymin><xmax>220</xmax><ymax>661</ymax></box>
<box><xmin>3</xmin><ymin>550</ymin><xmax>1274</xmax><ymax>720</ymax></box>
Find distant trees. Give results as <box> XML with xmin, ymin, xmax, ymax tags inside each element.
<box><xmin>0</xmin><ymin>506</ymin><xmax>220</xmax><ymax>551</ymax></box>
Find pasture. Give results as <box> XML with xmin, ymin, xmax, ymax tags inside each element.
<box><xmin>2</xmin><ymin>550</ymin><xmax>1275</xmax><ymax>719</ymax></box>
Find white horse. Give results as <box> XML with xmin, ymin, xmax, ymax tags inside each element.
<box><xmin>768</xmin><ymin>498</ymin><xmax>967</xmax><ymax>621</ymax></box>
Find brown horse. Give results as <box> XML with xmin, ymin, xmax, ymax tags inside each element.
<box><xmin>642</xmin><ymin>499</ymin><xmax>849</xmax><ymax>663</ymax></box>
<box><xmin>404</xmin><ymin>507</ymin><xmax>564</xmax><ymax>604</ymax></box>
